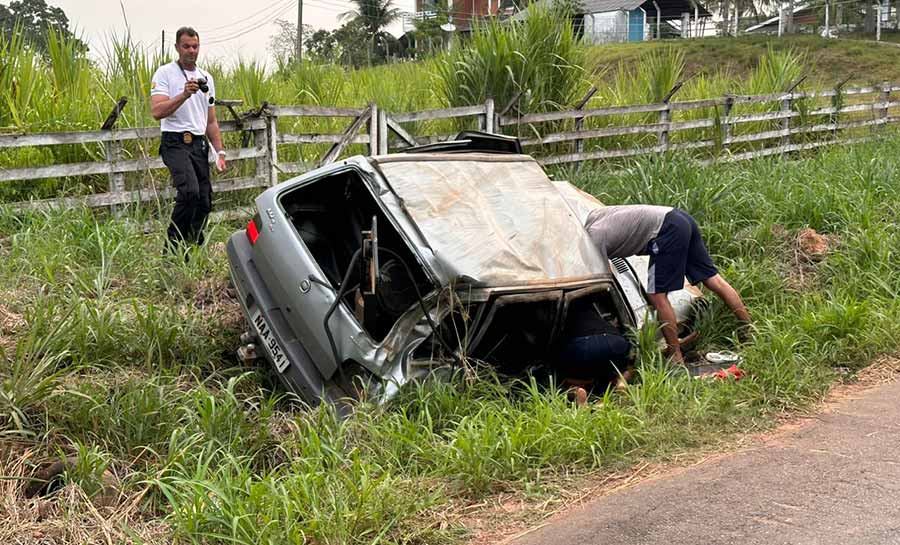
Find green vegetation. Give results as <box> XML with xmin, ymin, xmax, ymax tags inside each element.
<box><xmin>437</xmin><ymin>4</ymin><xmax>585</xmax><ymax>112</ymax></box>
<box><xmin>3</xmin><ymin>12</ymin><xmax>900</xmax><ymax>541</ymax></box>
<box><xmin>587</xmin><ymin>35</ymin><xmax>900</xmax><ymax>89</ymax></box>
<box><xmin>4</xmin><ymin>25</ymin><xmax>896</xmax><ymax>205</ymax></box>
<box><xmin>4</xmin><ymin>28</ymin><xmax>900</xmax><ymax>135</ymax></box>
<box><xmin>0</xmin><ymin>0</ymin><xmax>86</xmax><ymax>54</ymax></box>
<box><xmin>3</xmin><ymin>132</ymin><xmax>900</xmax><ymax>543</ymax></box>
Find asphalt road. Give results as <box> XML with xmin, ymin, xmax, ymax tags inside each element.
<box><xmin>511</xmin><ymin>379</ymin><xmax>900</xmax><ymax>545</ymax></box>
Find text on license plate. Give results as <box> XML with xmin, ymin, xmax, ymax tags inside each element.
<box><xmin>251</xmin><ymin>309</ymin><xmax>290</xmax><ymax>373</ymax></box>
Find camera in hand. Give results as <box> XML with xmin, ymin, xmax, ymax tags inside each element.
<box><xmin>196</xmin><ymin>77</ymin><xmax>209</xmax><ymax>93</ymax></box>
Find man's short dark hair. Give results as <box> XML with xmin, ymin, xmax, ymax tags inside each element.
<box><xmin>175</xmin><ymin>27</ymin><xmax>199</xmax><ymax>44</ymax></box>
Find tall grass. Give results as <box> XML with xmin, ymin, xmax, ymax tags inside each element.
<box><xmin>0</xmin><ymin>24</ymin><xmax>872</xmax><ymax>205</ymax></box>
<box><xmin>4</xmin><ymin>134</ymin><xmax>900</xmax><ymax>542</ymax></box>
<box><xmin>436</xmin><ymin>3</ymin><xmax>586</xmax><ymax>113</ymax></box>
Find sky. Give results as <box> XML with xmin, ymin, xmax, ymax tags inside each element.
<box><xmin>41</xmin><ymin>0</ymin><xmax>417</xmax><ymax>65</ymax></box>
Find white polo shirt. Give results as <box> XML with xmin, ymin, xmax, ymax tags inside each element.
<box><xmin>150</xmin><ymin>62</ymin><xmax>216</xmax><ymax>135</ymax></box>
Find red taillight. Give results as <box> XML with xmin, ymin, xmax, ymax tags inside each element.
<box><xmin>246</xmin><ymin>218</ymin><xmax>259</xmax><ymax>245</ymax></box>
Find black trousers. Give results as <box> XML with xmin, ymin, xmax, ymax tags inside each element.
<box><xmin>160</xmin><ymin>132</ymin><xmax>212</xmax><ymax>249</ymax></box>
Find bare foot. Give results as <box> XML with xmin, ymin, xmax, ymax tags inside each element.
<box><xmin>567</xmin><ymin>387</ymin><xmax>588</xmax><ymax>407</ymax></box>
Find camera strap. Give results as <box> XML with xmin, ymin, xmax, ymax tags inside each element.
<box><xmin>176</xmin><ymin>61</ymin><xmax>213</xmax><ymax>105</ymax></box>
<box><xmin>176</xmin><ymin>61</ymin><xmax>205</xmax><ymax>86</ymax></box>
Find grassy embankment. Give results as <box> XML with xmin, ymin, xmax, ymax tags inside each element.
<box><xmin>3</xmin><ymin>12</ymin><xmax>900</xmax><ymax>543</ymax></box>
<box><xmin>3</xmin><ymin>134</ymin><xmax>900</xmax><ymax>543</ymax></box>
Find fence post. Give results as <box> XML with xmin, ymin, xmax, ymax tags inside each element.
<box><xmin>369</xmin><ymin>103</ymin><xmax>379</xmax><ymax>156</ymax></box>
<box><xmin>779</xmin><ymin>92</ymin><xmax>795</xmax><ymax>155</ymax></box>
<box><xmin>573</xmin><ymin>86</ymin><xmax>598</xmax><ymax>155</ymax></box>
<box><xmin>378</xmin><ymin>107</ymin><xmax>388</xmax><ymax>154</ymax></box>
<box><xmin>100</xmin><ymin>97</ymin><xmax>128</xmax><ymax>217</ymax></box>
<box><xmin>266</xmin><ymin>112</ymin><xmax>279</xmax><ymax>187</ymax></box>
<box><xmin>658</xmin><ymin>82</ymin><xmax>684</xmax><ymax>152</ymax></box>
<box><xmin>881</xmin><ymin>80</ymin><xmax>891</xmax><ymax>128</ymax></box>
<box><xmin>104</xmin><ymin>139</ymin><xmax>126</xmax><ymax>217</ymax></box>
<box><xmin>483</xmin><ymin>97</ymin><xmax>495</xmax><ymax>133</ymax></box>
<box><xmin>255</xmin><ymin>116</ymin><xmax>271</xmax><ymax>188</ymax></box>
<box><xmin>658</xmin><ymin>104</ymin><xmax>670</xmax><ymax>151</ymax></box>
<box><xmin>722</xmin><ymin>94</ymin><xmax>735</xmax><ymax>153</ymax></box>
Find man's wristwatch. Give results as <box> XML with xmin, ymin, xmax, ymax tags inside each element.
<box><xmin>217</xmin><ymin>150</ymin><xmax>226</xmax><ymax>158</ymax></box>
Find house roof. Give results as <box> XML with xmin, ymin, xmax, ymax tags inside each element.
<box><xmin>507</xmin><ymin>0</ymin><xmax>711</xmax><ymax>21</ymax></box>
<box><xmin>582</xmin><ymin>0</ymin><xmax>645</xmax><ymax>12</ymax></box>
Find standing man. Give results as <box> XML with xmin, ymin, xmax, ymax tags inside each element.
<box><xmin>585</xmin><ymin>205</ymin><xmax>751</xmax><ymax>363</ymax></box>
<box><xmin>151</xmin><ymin>26</ymin><xmax>226</xmax><ymax>253</ymax></box>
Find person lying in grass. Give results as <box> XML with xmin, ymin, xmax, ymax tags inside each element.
<box><xmin>585</xmin><ymin>205</ymin><xmax>751</xmax><ymax>363</ymax></box>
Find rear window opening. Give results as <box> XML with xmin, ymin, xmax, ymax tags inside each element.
<box><xmin>413</xmin><ymin>285</ymin><xmax>630</xmax><ymax>375</ymax></box>
<box><xmin>280</xmin><ymin>169</ymin><xmax>431</xmax><ymax>341</ymax></box>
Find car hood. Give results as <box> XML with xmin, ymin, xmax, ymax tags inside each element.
<box><xmin>371</xmin><ymin>154</ymin><xmax>610</xmax><ymax>288</ymax></box>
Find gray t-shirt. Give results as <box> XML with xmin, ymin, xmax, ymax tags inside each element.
<box><xmin>585</xmin><ymin>205</ymin><xmax>673</xmax><ymax>258</ymax></box>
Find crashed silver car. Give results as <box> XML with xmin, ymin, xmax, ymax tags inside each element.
<box><xmin>226</xmin><ymin>133</ymin><xmax>701</xmax><ymax>407</ymax></box>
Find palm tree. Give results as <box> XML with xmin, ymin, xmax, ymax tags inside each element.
<box><xmin>340</xmin><ymin>0</ymin><xmax>401</xmax><ymax>63</ymax></box>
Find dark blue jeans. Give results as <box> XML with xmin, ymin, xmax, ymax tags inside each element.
<box><xmin>556</xmin><ymin>334</ymin><xmax>632</xmax><ymax>381</ymax></box>
<box><xmin>160</xmin><ymin>132</ymin><xmax>212</xmax><ymax>249</ymax></box>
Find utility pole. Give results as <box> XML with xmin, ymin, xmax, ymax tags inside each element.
<box><xmin>877</xmin><ymin>0</ymin><xmax>883</xmax><ymax>40</ymax></box>
<box><xmin>297</xmin><ymin>0</ymin><xmax>303</xmax><ymax>62</ymax></box>
<box><xmin>161</xmin><ymin>30</ymin><xmax>167</xmax><ymax>59</ymax></box>
<box><xmin>778</xmin><ymin>3</ymin><xmax>784</xmax><ymax>36</ymax></box>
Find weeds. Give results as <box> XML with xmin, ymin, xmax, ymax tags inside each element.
<box><xmin>3</xmin><ymin>64</ymin><xmax>900</xmax><ymax>544</ymax></box>
<box><xmin>437</xmin><ymin>3</ymin><xmax>586</xmax><ymax>114</ymax></box>
<box><xmin>0</xmin><ymin>305</ymin><xmax>74</xmax><ymax>436</ymax></box>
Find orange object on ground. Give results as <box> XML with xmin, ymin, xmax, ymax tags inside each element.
<box><xmin>712</xmin><ymin>364</ymin><xmax>745</xmax><ymax>380</ymax></box>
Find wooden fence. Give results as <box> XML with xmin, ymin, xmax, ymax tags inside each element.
<box><xmin>1</xmin><ymin>81</ymin><xmax>898</xmax><ymax>214</ymax></box>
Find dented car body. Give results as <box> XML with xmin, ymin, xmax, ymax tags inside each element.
<box><xmin>227</xmin><ymin>141</ymin><xmax>701</xmax><ymax>407</ymax></box>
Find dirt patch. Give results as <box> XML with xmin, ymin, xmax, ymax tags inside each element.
<box><xmin>186</xmin><ymin>275</ymin><xmax>244</xmax><ymax>333</ymax></box>
<box><xmin>0</xmin><ymin>303</ymin><xmax>25</xmax><ymax>354</ymax></box>
<box><xmin>770</xmin><ymin>225</ymin><xmax>839</xmax><ymax>292</ymax></box>
<box><xmin>0</xmin><ymin>446</ymin><xmax>171</xmax><ymax>545</ymax></box>
<box><xmin>457</xmin><ymin>356</ymin><xmax>900</xmax><ymax>545</ymax></box>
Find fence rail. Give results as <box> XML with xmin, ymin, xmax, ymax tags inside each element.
<box><xmin>1</xmin><ymin>82</ymin><xmax>898</xmax><ymax>213</ymax></box>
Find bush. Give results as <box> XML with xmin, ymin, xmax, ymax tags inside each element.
<box><xmin>436</xmin><ymin>3</ymin><xmax>586</xmax><ymax>113</ymax></box>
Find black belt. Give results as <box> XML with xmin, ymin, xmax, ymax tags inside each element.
<box><xmin>162</xmin><ymin>131</ymin><xmax>205</xmax><ymax>144</ymax></box>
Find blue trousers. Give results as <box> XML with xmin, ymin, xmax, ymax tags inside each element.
<box><xmin>556</xmin><ymin>334</ymin><xmax>632</xmax><ymax>381</ymax></box>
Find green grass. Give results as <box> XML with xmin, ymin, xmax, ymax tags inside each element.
<box><xmin>3</xmin><ymin>133</ymin><xmax>900</xmax><ymax>543</ymax></box>
<box><xmin>587</xmin><ymin>34</ymin><xmax>900</xmax><ymax>89</ymax></box>
<box><xmin>4</xmin><ymin>24</ymin><xmax>900</xmax><ymax>204</ymax></box>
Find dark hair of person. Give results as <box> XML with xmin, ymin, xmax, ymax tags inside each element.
<box><xmin>175</xmin><ymin>27</ymin><xmax>199</xmax><ymax>44</ymax></box>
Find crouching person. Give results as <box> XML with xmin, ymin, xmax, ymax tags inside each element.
<box><xmin>553</xmin><ymin>297</ymin><xmax>633</xmax><ymax>404</ymax></box>
<box><xmin>585</xmin><ymin>205</ymin><xmax>751</xmax><ymax>363</ymax></box>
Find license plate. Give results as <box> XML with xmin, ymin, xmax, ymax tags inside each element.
<box><xmin>250</xmin><ymin>309</ymin><xmax>290</xmax><ymax>373</ymax></box>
